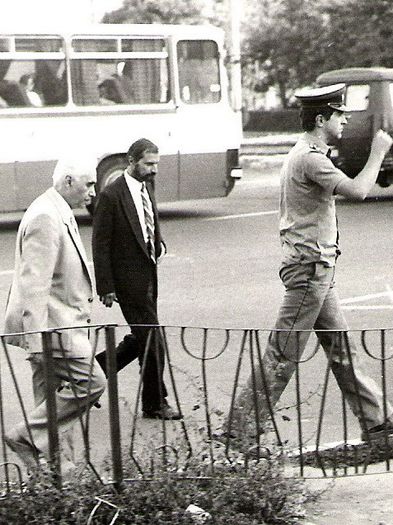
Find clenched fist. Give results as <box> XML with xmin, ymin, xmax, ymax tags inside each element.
<box><xmin>372</xmin><ymin>129</ymin><xmax>393</xmax><ymax>157</ymax></box>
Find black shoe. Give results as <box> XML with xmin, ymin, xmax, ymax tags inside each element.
<box><xmin>361</xmin><ymin>421</ymin><xmax>393</xmax><ymax>442</ymax></box>
<box><xmin>143</xmin><ymin>404</ymin><xmax>183</xmax><ymax>420</ymax></box>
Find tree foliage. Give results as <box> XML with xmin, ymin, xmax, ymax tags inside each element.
<box><xmin>102</xmin><ymin>0</ymin><xmax>215</xmax><ymax>25</ymax></box>
<box><xmin>243</xmin><ymin>0</ymin><xmax>393</xmax><ymax>106</ymax></box>
<box><xmin>242</xmin><ymin>0</ymin><xmax>327</xmax><ymax>107</ymax></box>
<box><xmin>322</xmin><ymin>0</ymin><xmax>393</xmax><ymax>70</ymax></box>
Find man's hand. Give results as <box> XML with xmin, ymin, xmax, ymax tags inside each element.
<box><xmin>157</xmin><ymin>240</ymin><xmax>167</xmax><ymax>264</ymax></box>
<box><xmin>372</xmin><ymin>130</ymin><xmax>393</xmax><ymax>157</ymax></box>
<box><xmin>99</xmin><ymin>292</ymin><xmax>118</xmax><ymax>308</ymax></box>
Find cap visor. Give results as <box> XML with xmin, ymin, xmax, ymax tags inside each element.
<box><xmin>328</xmin><ymin>103</ymin><xmax>348</xmax><ymax>112</ymax></box>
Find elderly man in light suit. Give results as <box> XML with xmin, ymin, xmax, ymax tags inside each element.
<box><xmin>4</xmin><ymin>157</ymin><xmax>106</xmax><ymax>470</ymax></box>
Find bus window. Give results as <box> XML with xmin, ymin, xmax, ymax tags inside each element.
<box><xmin>0</xmin><ymin>36</ymin><xmax>67</xmax><ymax>108</ymax></box>
<box><xmin>0</xmin><ymin>59</ymin><xmax>67</xmax><ymax>108</ymax></box>
<box><xmin>70</xmin><ymin>37</ymin><xmax>170</xmax><ymax>106</ymax></box>
<box><xmin>177</xmin><ymin>40</ymin><xmax>221</xmax><ymax>104</ymax></box>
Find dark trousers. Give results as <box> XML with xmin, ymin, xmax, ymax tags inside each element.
<box><xmin>96</xmin><ymin>292</ymin><xmax>168</xmax><ymax>411</ymax></box>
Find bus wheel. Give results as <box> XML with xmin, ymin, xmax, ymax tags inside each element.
<box><xmin>87</xmin><ymin>156</ymin><xmax>128</xmax><ymax>215</ymax></box>
<box><xmin>97</xmin><ymin>156</ymin><xmax>128</xmax><ymax>192</ymax></box>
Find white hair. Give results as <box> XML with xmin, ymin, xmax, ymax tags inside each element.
<box><xmin>52</xmin><ymin>156</ymin><xmax>97</xmax><ymax>188</ymax></box>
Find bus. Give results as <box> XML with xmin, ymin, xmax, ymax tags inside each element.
<box><xmin>0</xmin><ymin>24</ymin><xmax>242</xmax><ymax>213</ymax></box>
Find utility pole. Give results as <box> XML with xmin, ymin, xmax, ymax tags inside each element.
<box><xmin>228</xmin><ymin>0</ymin><xmax>242</xmax><ymax>114</ymax></box>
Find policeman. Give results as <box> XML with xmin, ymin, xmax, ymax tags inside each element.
<box><xmin>229</xmin><ymin>83</ymin><xmax>393</xmax><ymax>445</ymax></box>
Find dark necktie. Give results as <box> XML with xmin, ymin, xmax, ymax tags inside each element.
<box><xmin>141</xmin><ymin>182</ymin><xmax>156</xmax><ymax>263</ymax></box>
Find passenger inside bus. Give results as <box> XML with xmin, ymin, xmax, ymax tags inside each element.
<box><xmin>0</xmin><ymin>79</ymin><xmax>31</xmax><ymax>106</ymax></box>
<box><xmin>19</xmin><ymin>74</ymin><xmax>43</xmax><ymax>107</ymax></box>
<box><xmin>34</xmin><ymin>61</ymin><xmax>67</xmax><ymax>106</ymax></box>
<box><xmin>98</xmin><ymin>79</ymin><xmax>117</xmax><ymax>104</ymax></box>
<box><xmin>97</xmin><ymin>74</ymin><xmax>134</xmax><ymax>105</ymax></box>
<box><xmin>118</xmin><ymin>61</ymin><xmax>136</xmax><ymax>102</ymax></box>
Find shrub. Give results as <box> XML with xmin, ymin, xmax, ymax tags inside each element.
<box><xmin>0</xmin><ymin>453</ymin><xmax>308</xmax><ymax>525</ymax></box>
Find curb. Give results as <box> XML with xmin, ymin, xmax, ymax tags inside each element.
<box><xmin>240</xmin><ymin>133</ymin><xmax>298</xmax><ymax>166</ymax></box>
<box><xmin>240</xmin><ymin>154</ymin><xmax>285</xmax><ymax>169</ymax></box>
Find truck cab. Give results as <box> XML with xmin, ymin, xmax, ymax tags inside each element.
<box><xmin>317</xmin><ymin>67</ymin><xmax>393</xmax><ymax>187</ymax></box>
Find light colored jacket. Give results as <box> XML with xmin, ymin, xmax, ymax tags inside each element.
<box><xmin>4</xmin><ymin>187</ymin><xmax>94</xmax><ymax>357</ymax></box>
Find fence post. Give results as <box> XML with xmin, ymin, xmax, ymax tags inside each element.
<box><xmin>105</xmin><ymin>325</ymin><xmax>123</xmax><ymax>489</ymax></box>
<box><xmin>42</xmin><ymin>331</ymin><xmax>61</xmax><ymax>487</ymax></box>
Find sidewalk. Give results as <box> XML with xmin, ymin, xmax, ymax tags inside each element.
<box><xmin>304</xmin><ymin>469</ymin><xmax>393</xmax><ymax>524</ymax></box>
<box><xmin>241</xmin><ymin>132</ymin><xmax>299</xmax><ymax>157</ymax></box>
<box><xmin>240</xmin><ymin>132</ymin><xmax>296</xmax><ymax>171</ymax></box>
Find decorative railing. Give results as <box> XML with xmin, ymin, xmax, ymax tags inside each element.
<box><xmin>1</xmin><ymin>324</ymin><xmax>393</xmax><ymax>492</ymax></box>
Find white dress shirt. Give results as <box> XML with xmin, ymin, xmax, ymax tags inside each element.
<box><xmin>124</xmin><ymin>170</ymin><xmax>150</xmax><ymax>243</ymax></box>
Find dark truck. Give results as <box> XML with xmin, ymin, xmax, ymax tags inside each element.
<box><xmin>317</xmin><ymin>67</ymin><xmax>393</xmax><ymax>187</ymax></box>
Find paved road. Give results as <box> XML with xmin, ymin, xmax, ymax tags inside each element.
<box><xmin>2</xmin><ymin>165</ymin><xmax>393</xmax><ymax>470</ymax></box>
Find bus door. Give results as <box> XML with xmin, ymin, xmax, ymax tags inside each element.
<box><xmin>175</xmin><ymin>38</ymin><xmax>235</xmax><ymax>199</ymax></box>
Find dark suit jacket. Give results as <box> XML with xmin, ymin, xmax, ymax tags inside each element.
<box><xmin>92</xmin><ymin>175</ymin><xmax>163</xmax><ymax>305</ymax></box>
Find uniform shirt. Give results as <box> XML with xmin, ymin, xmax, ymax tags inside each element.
<box><xmin>279</xmin><ymin>132</ymin><xmax>348</xmax><ymax>268</ymax></box>
<box><xmin>124</xmin><ymin>170</ymin><xmax>151</xmax><ymax>243</ymax></box>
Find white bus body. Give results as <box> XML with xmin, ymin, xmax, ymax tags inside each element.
<box><xmin>0</xmin><ymin>24</ymin><xmax>242</xmax><ymax>212</ymax></box>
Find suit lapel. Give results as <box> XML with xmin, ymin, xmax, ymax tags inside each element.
<box><xmin>46</xmin><ymin>188</ymin><xmax>93</xmax><ymax>284</ymax></box>
<box><xmin>66</xmin><ymin>221</ymin><xmax>93</xmax><ymax>282</ymax></box>
<box><xmin>118</xmin><ymin>176</ymin><xmax>150</xmax><ymax>258</ymax></box>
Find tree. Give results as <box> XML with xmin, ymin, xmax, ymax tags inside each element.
<box><xmin>242</xmin><ymin>0</ymin><xmax>327</xmax><ymax>108</ymax></box>
<box><xmin>321</xmin><ymin>0</ymin><xmax>393</xmax><ymax>70</ymax></box>
<box><xmin>102</xmin><ymin>0</ymin><xmax>216</xmax><ymax>25</ymax></box>
<box><xmin>242</xmin><ymin>0</ymin><xmax>393</xmax><ymax>108</ymax></box>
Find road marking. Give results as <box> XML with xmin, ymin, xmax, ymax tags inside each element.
<box><xmin>202</xmin><ymin>210</ymin><xmax>278</xmax><ymax>222</ymax></box>
<box><xmin>340</xmin><ymin>291</ymin><xmax>392</xmax><ymax>304</ymax></box>
<box><xmin>341</xmin><ymin>285</ymin><xmax>393</xmax><ymax>311</ymax></box>
<box><xmin>0</xmin><ymin>269</ymin><xmax>14</xmax><ymax>277</ymax></box>
<box><xmin>342</xmin><ymin>305</ymin><xmax>393</xmax><ymax>310</ymax></box>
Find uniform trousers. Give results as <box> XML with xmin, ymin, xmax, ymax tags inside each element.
<box><xmin>10</xmin><ymin>354</ymin><xmax>106</xmax><ymax>455</ymax></box>
<box><xmin>231</xmin><ymin>262</ymin><xmax>392</xmax><ymax>435</ymax></box>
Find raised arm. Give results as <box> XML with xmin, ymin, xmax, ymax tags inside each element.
<box><xmin>335</xmin><ymin>130</ymin><xmax>393</xmax><ymax>200</ymax></box>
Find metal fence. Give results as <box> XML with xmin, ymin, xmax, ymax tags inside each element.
<box><xmin>1</xmin><ymin>323</ymin><xmax>393</xmax><ymax>493</ymax></box>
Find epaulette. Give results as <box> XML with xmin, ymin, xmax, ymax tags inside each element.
<box><xmin>308</xmin><ymin>143</ymin><xmax>324</xmax><ymax>154</ymax></box>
